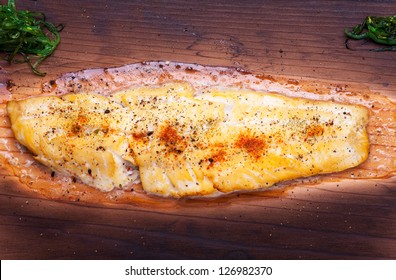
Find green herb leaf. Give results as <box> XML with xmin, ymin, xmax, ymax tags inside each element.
<box><xmin>0</xmin><ymin>0</ymin><xmax>63</xmax><ymax>75</ymax></box>
<box><xmin>344</xmin><ymin>15</ymin><xmax>396</xmax><ymax>51</ymax></box>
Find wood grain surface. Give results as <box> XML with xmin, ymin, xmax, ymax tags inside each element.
<box><xmin>0</xmin><ymin>0</ymin><xmax>395</xmax><ymax>259</ymax></box>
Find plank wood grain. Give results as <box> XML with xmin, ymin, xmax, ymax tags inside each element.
<box><xmin>0</xmin><ymin>0</ymin><xmax>395</xmax><ymax>259</ymax></box>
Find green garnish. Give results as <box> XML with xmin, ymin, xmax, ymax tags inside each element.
<box><xmin>345</xmin><ymin>15</ymin><xmax>396</xmax><ymax>51</ymax></box>
<box><xmin>0</xmin><ymin>0</ymin><xmax>63</xmax><ymax>76</ymax></box>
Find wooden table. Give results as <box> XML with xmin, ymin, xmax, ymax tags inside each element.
<box><xmin>0</xmin><ymin>0</ymin><xmax>395</xmax><ymax>259</ymax></box>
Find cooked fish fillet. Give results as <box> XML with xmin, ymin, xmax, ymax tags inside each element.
<box><xmin>6</xmin><ymin>82</ymin><xmax>369</xmax><ymax>197</ymax></box>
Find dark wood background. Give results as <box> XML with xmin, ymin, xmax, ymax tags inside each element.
<box><xmin>0</xmin><ymin>0</ymin><xmax>395</xmax><ymax>259</ymax></box>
